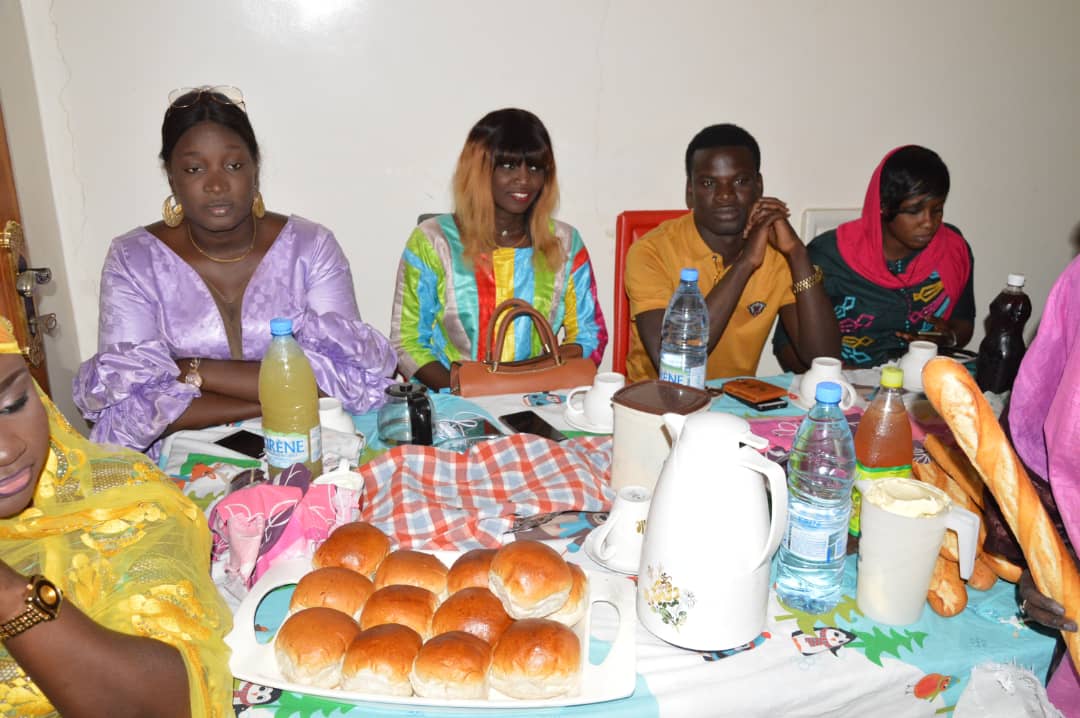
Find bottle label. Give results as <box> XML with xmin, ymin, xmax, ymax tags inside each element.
<box><xmin>783</xmin><ymin>518</ymin><xmax>849</xmax><ymax>562</ymax></box>
<box><xmin>264</xmin><ymin>429</ymin><xmax>315</xmax><ymax>468</ymax></box>
<box><xmin>848</xmin><ymin>462</ymin><xmax>913</xmax><ymax>536</ymax></box>
<box><xmin>658</xmin><ymin>355</ymin><xmax>705</xmax><ymax>389</ymax></box>
<box><xmin>309</xmin><ymin>425</ymin><xmax>323</xmax><ymax>463</ymax></box>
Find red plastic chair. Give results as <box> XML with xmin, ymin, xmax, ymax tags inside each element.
<box><xmin>612</xmin><ymin>210</ymin><xmax>690</xmax><ymax>375</ymax></box>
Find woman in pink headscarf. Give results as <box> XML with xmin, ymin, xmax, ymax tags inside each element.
<box><xmin>773</xmin><ymin>145</ymin><xmax>975</xmax><ymax>370</ymax></box>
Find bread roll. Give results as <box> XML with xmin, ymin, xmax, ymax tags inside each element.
<box><xmin>923</xmin><ymin>356</ymin><xmax>1080</xmax><ymax>670</ymax></box>
<box><xmin>547</xmin><ymin>563</ymin><xmax>588</xmax><ymax>627</ymax></box>
<box><xmin>341</xmin><ymin>623</ymin><xmax>423</xmax><ymax>696</ymax></box>
<box><xmin>289</xmin><ymin>567</ymin><xmax>375</xmax><ymax>620</ymax></box>
<box><xmin>360</xmin><ymin>584</ymin><xmax>439</xmax><ymax>639</ymax></box>
<box><xmin>927</xmin><ymin>555</ymin><xmax>967</xmax><ymax>617</ymax></box>
<box><xmin>374</xmin><ymin>549</ymin><xmax>449</xmax><ymax>597</ymax></box>
<box><xmin>489</xmin><ymin>541</ymin><xmax>572</xmax><ymax>619</ymax></box>
<box><xmin>275</xmin><ymin>607</ymin><xmax>361</xmax><ymax>688</ymax></box>
<box><xmin>447</xmin><ymin>548</ymin><xmax>497</xmax><ymax>594</ymax></box>
<box><xmin>410</xmin><ymin>631</ymin><xmax>492</xmax><ymax>699</ymax></box>
<box><xmin>490</xmin><ymin>618</ymin><xmax>581</xmax><ymax>699</ymax></box>
<box><xmin>431</xmin><ymin>587</ymin><xmax>513</xmax><ymax>645</ymax></box>
<box><xmin>314</xmin><ymin>521</ymin><xmax>391</xmax><ymax>577</ymax></box>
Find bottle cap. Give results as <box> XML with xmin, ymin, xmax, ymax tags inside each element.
<box><xmin>269</xmin><ymin>317</ymin><xmax>293</xmax><ymax>336</ymax></box>
<box><xmin>815</xmin><ymin>381</ymin><xmax>842</xmax><ymax>404</ymax></box>
<box><xmin>881</xmin><ymin>366</ymin><xmax>904</xmax><ymax>389</ymax></box>
<box><xmin>1007</xmin><ymin>273</ymin><xmax>1026</xmax><ymax>288</ymax></box>
<box><xmin>680</xmin><ymin>268</ymin><xmax>699</xmax><ymax>282</ymax></box>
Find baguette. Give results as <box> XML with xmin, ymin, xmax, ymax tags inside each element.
<box><xmin>927</xmin><ymin>555</ymin><xmax>967</xmax><ymax>617</ymax></box>
<box><xmin>923</xmin><ymin>357</ymin><xmax>1080</xmax><ymax>671</ymax></box>
<box><xmin>924</xmin><ymin>434</ymin><xmax>985</xmax><ymax>510</ymax></box>
<box><xmin>966</xmin><ymin>555</ymin><xmax>998</xmax><ymax>592</ymax></box>
<box><xmin>981</xmin><ymin>551</ymin><xmax>1023</xmax><ymax>584</ymax></box>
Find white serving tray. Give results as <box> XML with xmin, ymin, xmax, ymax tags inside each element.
<box><xmin>227</xmin><ymin>555</ymin><xmax>637</xmax><ymax>709</ymax></box>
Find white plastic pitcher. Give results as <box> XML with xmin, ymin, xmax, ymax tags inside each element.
<box><xmin>855</xmin><ymin>477</ymin><xmax>979</xmax><ymax>626</ymax></box>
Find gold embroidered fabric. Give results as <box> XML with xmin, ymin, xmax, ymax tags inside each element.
<box><xmin>0</xmin><ymin>392</ymin><xmax>232</xmax><ymax>716</ymax></box>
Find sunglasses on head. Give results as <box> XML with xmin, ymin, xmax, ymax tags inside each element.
<box><xmin>167</xmin><ymin>85</ymin><xmax>246</xmax><ymax>112</ymax></box>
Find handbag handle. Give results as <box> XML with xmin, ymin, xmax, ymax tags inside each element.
<box><xmin>483</xmin><ymin>298</ymin><xmax>563</xmax><ymax>366</ymax></box>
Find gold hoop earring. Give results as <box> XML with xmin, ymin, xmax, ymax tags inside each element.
<box><xmin>252</xmin><ymin>191</ymin><xmax>266</xmax><ymax>219</ymax></box>
<box><xmin>162</xmin><ymin>194</ymin><xmax>184</xmax><ymax>227</ymax></box>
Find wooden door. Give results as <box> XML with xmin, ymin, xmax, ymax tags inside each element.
<box><xmin>0</xmin><ymin>101</ymin><xmax>52</xmax><ymax>394</ymax></box>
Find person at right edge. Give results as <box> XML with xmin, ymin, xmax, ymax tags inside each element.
<box><xmin>989</xmin><ymin>254</ymin><xmax>1080</xmax><ymax>715</ymax></box>
<box><xmin>624</xmin><ymin>124</ymin><xmax>839</xmax><ymax>382</ymax></box>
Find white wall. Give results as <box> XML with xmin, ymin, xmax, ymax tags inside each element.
<box><xmin>5</xmin><ymin>0</ymin><xmax>1080</xmax><ymax>419</ymax></box>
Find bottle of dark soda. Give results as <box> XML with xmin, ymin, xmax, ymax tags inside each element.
<box><xmin>975</xmin><ymin>274</ymin><xmax>1032</xmax><ymax>393</ymax></box>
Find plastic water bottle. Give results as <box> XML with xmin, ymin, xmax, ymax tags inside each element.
<box><xmin>259</xmin><ymin>317</ymin><xmax>322</xmax><ymax>479</ymax></box>
<box><xmin>658</xmin><ymin>268</ymin><xmax>708</xmax><ymax>388</ymax></box>
<box><xmin>975</xmin><ymin>273</ymin><xmax>1032</xmax><ymax>393</ymax></box>
<box><xmin>775</xmin><ymin>381</ymin><xmax>857</xmax><ymax>614</ymax></box>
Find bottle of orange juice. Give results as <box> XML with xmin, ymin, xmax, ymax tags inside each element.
<box><xmin>850</xmin><ymin>366</ymin><xmax>912</xmax><ymax>535</ymax></box>
<box><xmin>259</xmin><ymin>317</ymin><xmax>322</xmax><ymax>479</ymax></box>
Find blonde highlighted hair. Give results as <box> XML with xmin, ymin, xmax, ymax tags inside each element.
<box><xmin>451</xmin><ymin>108</ymin><xmax>563</xmax><ymax>270</ymax></box>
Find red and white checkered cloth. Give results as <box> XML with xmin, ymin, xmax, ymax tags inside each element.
<box><xmin>357</xmin><ymin>434</ymin><xmax>615</xmax><ymax>550</ymax></box>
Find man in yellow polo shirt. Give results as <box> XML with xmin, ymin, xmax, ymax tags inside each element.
<box><xmin>625</xmin><ymin>124</ymin><xmax>840</xmax><ymax>381</ymax></box>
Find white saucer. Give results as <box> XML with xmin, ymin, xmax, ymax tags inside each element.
<box><xmin>563</xmin><ymin>406</ymin><xmax>613</xmax><ymax>434</ymax></box>
<box><xmin>582</xmin><ymin>526</ymin><xmax>639</xmax><ymax>575</ymax></box>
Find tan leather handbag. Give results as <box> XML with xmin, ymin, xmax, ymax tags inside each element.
<box><xmin>450</xmin><ymin>298</ymin><xmax>597</xmax><ymax>397</ymax></box>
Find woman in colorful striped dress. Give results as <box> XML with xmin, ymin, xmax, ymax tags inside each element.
<box><xmin>391</xmin><ymin>108</ymin><xmax>607</xmax><ymax>390</ymax></box>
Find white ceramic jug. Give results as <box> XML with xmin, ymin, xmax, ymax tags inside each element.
<box><xmin>637</xmin><ymin>412</ymin><xmax>788</xmax><ymax>651</ymax></box>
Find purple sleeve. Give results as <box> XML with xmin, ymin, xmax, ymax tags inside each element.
<box><xmin>292</xmin><ymin>230</ymin><xmax>397</xmax><ymax>414</ymax></box>
<box><xmin>72</xmin><ymin>239</ymin><xmax>198</xmax><ymax>451</ymax></box>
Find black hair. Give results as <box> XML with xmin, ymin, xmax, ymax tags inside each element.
<box><xmin>468</xmin><ymin>108</ymin><xmax>555</xmax><ymax>172</ymax></box>
<box><xmin>879</xmin><ymin>146</ymin><xmax>950</xmax><ymax>221</ymax></box>
<box><xmin>159</xmin><ymin>89</ymin><xmax>260</xmax><ymax>167</ymax></box>
<box><xmin>684</xmin><ymin>123</ymin><xmax>761</xmax><ymax>178</ymax></box>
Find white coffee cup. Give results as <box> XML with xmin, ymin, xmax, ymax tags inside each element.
<box><xmin>566</xmin><ymin>372</ymin><xmax>626</xmax><ymax>429</ymax></box>
<box><xmin>856</xmin><ymin>477</ymin><xmax>979</xmax><ymax>626</ymax></box>
<box><xmin>798</xmin><ymin>357</ymin><xmax>857</xmax><ymax>410</ymax></box>
<box><xmin>898</xmin><ymin>340</ymin><xmax>939</xmax><ymax>393</ymax></box>
<box><xmin>591</xmin><ymin>484</ymin><xmax>652</xmax><ymax>572</ymax></box>
<box><xmin>318</xmin><ymin>397</ymin><xmax>355</xmax><ymax>435</ymax></box>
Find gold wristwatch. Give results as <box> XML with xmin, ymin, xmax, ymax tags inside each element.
<box><xmin>0</xmin><ymin>575</ymin><xmax>62</xmax><ymax>642</ymax></box>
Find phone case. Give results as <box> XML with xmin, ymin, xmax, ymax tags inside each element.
<box><xmin>722</xmin><ymin>378</ymin><xmax>789</xmax><ymax>404</ymax></box>
<box><xmin>728</xmin><ymin>393</ymin><xmax>788</xmax><ymax>412</ymax></box>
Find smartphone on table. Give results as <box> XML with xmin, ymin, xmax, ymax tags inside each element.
<box><xmin>721</xmin><ymin>378</ymin><xmax>789</xmax><ymax>412</ymax></box>
<box><xmin>213</xmin><ymin>429</ymin><xmax>265</xmax><ymax>459</ymax></box>
<box><xmin>498</xmin><ymin>410</ymin><xmax>568</xmax><ymax>442</ymax></box>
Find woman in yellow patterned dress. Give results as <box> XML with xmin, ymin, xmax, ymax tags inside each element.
<box><xmin>0</xmin><ymin>319</ymin><xmax>231</xmax><ymax>716</ymax></box>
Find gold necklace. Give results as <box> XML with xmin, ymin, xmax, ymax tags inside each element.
<box><xmin>497</xmin><ymin>228</ymin><xmax>529</xmax><ymax>248</ymax></box>
<box><xmin>187</xmin><ymin>217</ymin><xmax>258</xmax><ymax>263</ymax></box>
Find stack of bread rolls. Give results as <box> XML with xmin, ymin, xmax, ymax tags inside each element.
<box><xmin>922</xmin><ymin>357</ymin><xmax>1080</xmax><ymax>674</ymax></box>
<box><xmin>274</xmin><ymin>523</ymin><xmax>587</xmax><ymax>700</ymax></box>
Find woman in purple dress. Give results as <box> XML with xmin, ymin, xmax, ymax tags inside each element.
<box><xmin>74</xmin><ymin>86</ymin><xmax>395</xmax><ymax>452</ymax></box>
